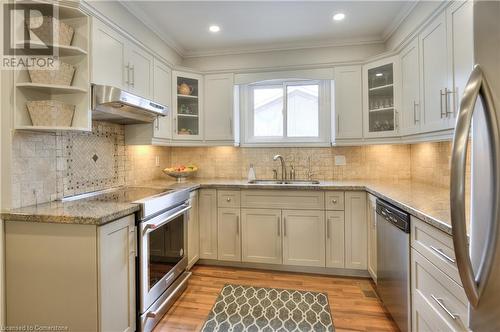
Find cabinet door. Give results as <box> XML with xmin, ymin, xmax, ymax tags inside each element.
<box><xmin>447</xmin><ymin>0</ymin><xmax>474</xmax><ymax>124</ymax></box>
<box><xmin>199</xmin><ymin>189</ymin><xmax>218</xmax><ymax>259</ymax></box>
<box><xmin>420</xmin><ymin>12</ymin><xmax>450</xmax><ymax>132</ymax></box>
<box><xmin>217</xmin><ymin>208</ymin><xmax>241</xmax><ymax>261</ymax></box>
<box><xmin>363</xmin><ymin>56</ymin><xmax>400</xmax><ymax>138</ymax></box>
<box><xmin>345</xmin><ymin>191</ymin><xmax>367</xmax><ymax>270</ymax></box>
<box><xmin>187</xmin><ymin>191</ymin><xmax>199</xmax><ymax>269</ymax></box>
<box><xmin>91</xmin><ymin>19</ymin><xmax>126</xmax><ymax>89</ymax></box>
<box><xmin>367</xmin><ymin>194</ymin><xmax>377</xmax><ymax>281</ymax></box>
<box><xmin>241</xmin><ymin>208</ymin><xmax>282</xmax><ymax>265</ymax></box>
<box><xmin>333</xmin><ymin>66</ymin><xmax>363</xmax><ymax>140</ymax></box>
<box><xmin>173</xmin><ymin>71</ymin><xmax>204</xmax><ymax>140</ymax></box>
<box><xmin>153</xmin><ymin>59</ymin><xmax>172</xmax><ymax>140</ymax></box>
<box><xmin>99</xmin><ymin>215</ymin><xmax>136</xmax><ymax>332</ymax></box>
<box><xmin>400</xmin><ymin>38</ymin><xmax>421</xmax><ymax>135</ymax></box>
<box><xmin>282</xmin><ymin>210</ymin><xmax>325</xmax><ymax>267</ymax></box>
<box><xmin>205</xmin><ymin>73</ymin><xmax>234</xmax><ymax>141</ymax></box>
<box><xmin>326</xmin><ymin>211</ymin><xmax>345</xmax><ymax>268</ymax></box>
<box><xmin>127</xmin><ymin>43</ymin><xmax>154</xmax><ymax>99</ymax></box>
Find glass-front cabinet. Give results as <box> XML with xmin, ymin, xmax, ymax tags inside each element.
<box><xmin>363</xmin><ymin>56</ymin><xmax>400</xmax><ymax>137</ymax></box>
<box><xmin>172</xmin><ymin>71</ymin><xmax>203</xmax><ymax>140</ymax></box>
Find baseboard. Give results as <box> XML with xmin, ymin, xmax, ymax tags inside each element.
<box><xmin>196</xmin><ymin>259</ymin><xmax>371</xmax><ymax>278</ymax></box>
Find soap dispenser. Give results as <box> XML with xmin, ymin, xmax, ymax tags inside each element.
<box><xmin>247</xmin><ymin>164</ymin><xmax>256</xmax><ymax>181</ymax></box>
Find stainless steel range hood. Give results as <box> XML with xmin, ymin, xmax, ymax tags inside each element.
<box><xmin>91</xmin><ymin>84</ymin><xmax>168</xmax><ymax>124</ymax></box>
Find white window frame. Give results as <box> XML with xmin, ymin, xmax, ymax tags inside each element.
<box><xmin>241</xmin><ymin>79</ymin><xmax>331</xmax><ymax>147</ymax></box>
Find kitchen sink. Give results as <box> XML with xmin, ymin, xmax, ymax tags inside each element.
<box><xmin>248</xmin><ymin>179</ymin><xmax>320</xmax><ymax>185</ymax></box>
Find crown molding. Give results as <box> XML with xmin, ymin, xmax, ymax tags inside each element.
<box><xmin>119</xmin><ymin>0</ymin><xmax>186</xmax><ymax>56</ymax></box>
<box><xmin>382</xmin><ymin>1</ymin><xmax>419</xmax><ymax>42</ymax></box>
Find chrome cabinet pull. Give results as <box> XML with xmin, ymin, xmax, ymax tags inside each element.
<box><xmin>430</xmin><ymin>246</ymin><xmax>456</xmax><ymax>264</ymax></box>
<box><xmin>431</xmin><ymin>294</ymin><xmax>459</xmax><ymax>321</ymax></box>
<box><xmin>327</xmin><ymin>218</ymin><xmax>331</xmax><ymax>239</ymax></box>
<box><xmin>130</xmin><ymin>64</ymin><xmax>135</xmax><ymax>87</ymax></box>
<box><xmin>440</xmin><ymin>89</ymin><xmax>445</xmax><ymax>118</ymax></box>
<box><xmin>450</xmin><ymin>65</ymin><xmax>500</xmax><ymax>308</ymax></box>
<box><xmin>445</xmin><ymin>88</ymin><xmax>454</xmax><ymax>117</ymax></box>
<box><xmin>283</xmin><ymin>217</ymin><xmax>287</xmax><ymax>237</ymax></box>
<box><xmin>277</xmin><ymin>216</ymin><xmax>281</xmax><ymax>236</ymax></box>
<box><xmin>236</xmin><ymin>215</ymin><xmax>239</xmax><ymax>235</ymax></box>
<box><xmin>125</xmin><ymin>63</ymin><xmax>130</xmax><ymax>85</ymax></box>
<box><xmin>226</xmin><ymin>197</ymin><xmax>231</xmax><ymax>202</ymax></box>
<box><xmin>413</xmin><ymin>101</ymin><xmax>419</xmax><ymax>124</ymax></box>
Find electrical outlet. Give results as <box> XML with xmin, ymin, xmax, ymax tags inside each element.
<box><xmin>334</xmin><ymin>155</ymin><xmax>346</xmax><ymax>166</ymax></box>
<box><xmin>155</xmin><ymin>156</ymin><xmax>160</xmax><ymax>167</ymax></box>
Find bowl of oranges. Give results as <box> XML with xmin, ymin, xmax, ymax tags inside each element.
<box><xmin>163</xmin><ymin>164</ymin><xmax>198</xmax><ymax>182</ymax></box>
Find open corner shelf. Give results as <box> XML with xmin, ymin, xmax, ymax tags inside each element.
<box><xmin>16</xmin><ymin>82</ymin><xmax>88</xmax><ymax>94</ymax></box>
<box><xmin>15</xmin><ymin>41</ymin><xmax>88</xmax><ymax>56</ymax></box>
<box><xmin>15</xmin><ymin>125</ymin><xmax>91</xmax><ymax>132</ymax></box>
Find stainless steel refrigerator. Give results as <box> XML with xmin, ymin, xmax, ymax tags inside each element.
<box><xmin>450</xmin><ymin>1</ymin><xmax>500</xmax><ymax>331</ymax></box>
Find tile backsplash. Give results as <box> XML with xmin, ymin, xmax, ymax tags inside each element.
<box><xmin>10</xmin><ymin>122</ymin><xmax>462</xmax><ymax>209</ymax></box>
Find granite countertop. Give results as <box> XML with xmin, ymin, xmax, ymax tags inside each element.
<box><xmin>1</xmin><ymin>178</ymin><xmax>463</xmax><ymax>235</ymax></box>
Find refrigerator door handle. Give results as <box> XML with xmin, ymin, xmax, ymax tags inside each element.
<box><xmin>450</xmin><ymin>64</ymin><xmax>500</xmax><ymax>308</ymax></box>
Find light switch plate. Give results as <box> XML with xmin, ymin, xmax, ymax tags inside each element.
<box><xmin>334</xmin><ymin>155</ymin><xmax>346</xmax><ymax>166</ymax></box>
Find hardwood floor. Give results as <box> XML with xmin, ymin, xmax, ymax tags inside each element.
<box><xmin>155</xmin><ymin>265</ymin><xmax>398</xmax><ymax>332</ymax></box>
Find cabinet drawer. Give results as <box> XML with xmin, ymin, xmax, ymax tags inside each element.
<box><xmin>325</xmin><ymin>191</ymin><xmax>345</xmax><ymax>210</ymax></box>
<box><xmin>241</xmin><ymin>190</ymin><xmax>324</xmax><ymax>210</ymax></box>
<box><xmin>411</xmin><ymin>217</ymin><xmax>460</xmax><ymax>285</ymax></box>
<box><xmin>217</xmin><ymin>190</ymin><xmax>240</xmax><ymax>208</ymax></box>
<box><xmin>412</xmin><ymin>249</ymin><xmax>468</xmax><ymax>331</ymax></box>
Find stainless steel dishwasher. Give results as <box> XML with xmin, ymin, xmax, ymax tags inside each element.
<box><xmin>376</xmin><ymin>199</ymin><xmax>410</xmax><ymax>332</ymax></box>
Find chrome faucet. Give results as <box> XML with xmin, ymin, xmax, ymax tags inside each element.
<box><xmin>273</xmin><ymin>154</ymin><xmax>287</xmax><ymax>181</ymax></box>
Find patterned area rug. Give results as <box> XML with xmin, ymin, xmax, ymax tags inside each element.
<box><xmin>201</xmin><ymin>284</ymin><xmax>335</xmax><ymax>332</ymax></box>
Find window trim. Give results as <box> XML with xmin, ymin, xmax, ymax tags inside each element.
<box><xmin>241</xmin><ymin>79</ymin><xmax>331</xmax><ymax>146</ymax></box>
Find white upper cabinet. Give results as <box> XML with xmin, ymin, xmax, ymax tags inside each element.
<box><xmin>446</xmin><ymin>0</ymin><xmax>474</xmax><ymax>123</ymax></box>
<box><xmin>173</xmin><ymin>71</ymin><xmax>204</xmax><ymax>140</ymax></box>
<box><xmin>91</xmin><ymin>18</ymin><xmax>127</xmax><ymax>89</ymax></box>
<box><xmin>400</xmin><ymin>38</ymin><xmax>421</xmax><ymax>136</ymax></box>
<box><xmin>333</xmin><ymin>66</ymin><xmax>363</xmax><ymax>140</ymax></box>
<box><xmin>363</xmin><ymin>56</ymin><xmax>401</xmax><ymax>138</ymax></box>
<box><xmin>204</xmin><ymin>73</ymin><xmax>235</xmax><ymax>142</ymax></box>
<box><xmin>419</xmin><ymin>12</ymin><xmax>450</xmax><ymax>132</ymax></box>
<box><xmin>126</xmin><ymin>44</ymin><xmax>154</xmax><ymax>99</ymax></box>
<box><xmin>153</xmin><ymin>59</ymin><xmax>172</xmax><ymax>140</ymax></box>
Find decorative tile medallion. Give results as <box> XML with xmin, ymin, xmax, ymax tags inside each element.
<box><xmin>201</xmin><ymin>284</ymin><xmax>334</xmax><ymax>332</ymax></box>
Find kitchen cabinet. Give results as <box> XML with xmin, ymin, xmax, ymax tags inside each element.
<box><xmin>333</xmin><ymin>66</ymin><xmax>363</xmax><ymax>140</ymax></box>
<box><xmin>217</xmin><ymin>208</ymin><xmax>241</xmax><ymax>261</ymax></box>
<box><xmin>187</xmin><ymin>190</ymin><xmax>199</xmax><ymax>269</ymax></box>
<box><xmin>446</xmin><ymin>0</ymin><xmax>474</xmax><ymax>123</ymax></box>
<box><xmin>366</xmin><ymin>194</ymin><xmax>377</xmax><ymax>281</ymax></box>
<box><xmin>325</xmin><ymin>211</ymin><xmax>345</xmax><ymax>268</ymax></box>
<box><xmin>400</xmin><ymin>38</ymin><xmax>421</xmax><ymax>136</ymax></box>
<box><xmin>5</xmin><ymin>215</ymin><xmax>136</xmax><ymax>331</ymax></box>
<box><xmin>204</xmin><ymin>73</ymin><xmax>235</xmax><ymax>142</ymax></box>
<box><xmin>241</xmin><ymin>208</ymin><xmax>282</xmax><ymax>265</ymax></box>
<box><xmin>419</xmin><ymin>12</ymin><xmax>450</xmax><ymax>132</ymax></box>
<box><xmin>345</xmin><ymin>191</ymin><xmax>367</xmax><ymax>270</ymax></box>
<box><xmin>173</xmin><ymin>71</ymin><xmax>204</xmax><ymax>140</ymax></box>
<box><xmin>363</xmin><ymin>56</ymin><xmax>400</xmax><ymax>138</ymax></box>
<box><xmin>92</xmin><ymin>18</ymin><xmax>153</xmax><ymax>99</ymax></box>
<box><xmin>199</xmin><ymin>189</ymin><xmax>218</xmax><ymax>259</ymax></box>
<box><xmin>92</xmin><ymin>18</ymin><xmax>127</xmax><ymax>90</ymax></box>
<box><xmin>282</xmin><ymin>210</ymin><xmax>325</xmax><ymax>267</ymax></box>
<box><xmin>124</xmin><ymin>58</ymin><xmax>172</xmax><ymax>145</ymax></box>
<box><xmin>99</xmin><ymin>215</ymin><xmax>136</xmax><ymax>332</ymax></box>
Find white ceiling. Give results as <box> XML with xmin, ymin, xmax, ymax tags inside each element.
<box><xmin>122</xmin><ymin>1</ymin><xmax>415</xmax><ymax>57</ymax></box>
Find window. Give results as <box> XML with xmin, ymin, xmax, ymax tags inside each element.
<box><xmin>244</xmin><ymin>79</ymin><xmax>330</xmax><ymax>145</ymax></box>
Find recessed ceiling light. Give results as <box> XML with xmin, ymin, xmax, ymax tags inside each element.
<box><xmin>376</xmin><ymin>73</ymin><xmax>383</xmax><ymax>77</ymax></box>
<box><xmin>209</xmin><ymin>25</ymin><xmax>221</xmax><ymax>33</ymax></box>
<box><xmin>333</xmin><ymin>13</ymin><xmax>345</xmax><ymax>21</ymax></box>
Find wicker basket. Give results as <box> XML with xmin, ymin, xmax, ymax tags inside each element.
<box><xmin>27</xmin><ymin>100</ymin><xmax>75</xmax><ymax>127</ymax></box>
<box><xmin>27</xmin><ymin>16</ymin><xmax>74</xmax><ymax>46</ymax></box>
<box><xmin>28</xmin><ymin>58</ymin><xmax>75</xmax><ymax>86</ymax></box>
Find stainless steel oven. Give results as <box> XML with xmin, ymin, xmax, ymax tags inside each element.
<box><xmin>139</xmin><ymin>197</ymin><xmax>191</xmax><ymax>332</ymax></box>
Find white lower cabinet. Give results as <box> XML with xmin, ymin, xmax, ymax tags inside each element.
<box><xmin>217</xmin><ymin>208</ymin><xmax>241</xmax><ymax>261</ymax></box>
<box><xmin>282</xmin><ymin>210</ymin><xmax>325</xmax><ymax>267</ymax></box>
<box><xmin>345</xmin><ymin>191</ymin><xmax>367</xmax><ymax>270</ymax></box>
<box><xmin>241</xmin><ymin>208</ymin><xmax>282</xmax><ymax>264</ymax></box>
<box><xmin>187</xmin><ymin>190</ymin><xmax>199</xmax><ymax>269</ymax></box>
<box><xmin>325</xmin><ymin>211</ymin><xmax>345</xmax><ymax>268</ymax></box>
<box><xmin>99</xmin><ymin>215</ymin><xmax>136</xmax><ymax>332</ymax></box>
<box><xmin>367</xmin><ymin>194</ymin><xmax>377</xmax><ymax>281</ymax></box>
<box><xmin>199</xmin><ymin>189</ymin><xmax>218</xmax><ymax>259</ymax></box>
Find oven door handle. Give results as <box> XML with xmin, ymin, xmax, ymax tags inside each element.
<box><xmin>143</xmin><ymin>204</ymin><xmax>191</xmax><ymax>233</ymax></box>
